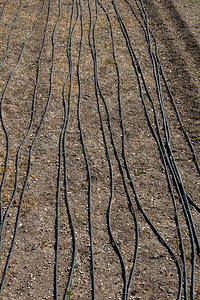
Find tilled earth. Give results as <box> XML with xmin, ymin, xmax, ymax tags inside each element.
<box><xmin>0</xmin><ymin>0</ymin><xmax>199</xmax><ymax>299</ymax></box>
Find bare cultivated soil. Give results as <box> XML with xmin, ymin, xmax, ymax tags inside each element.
<box><xmin>0</xmin><ymin>0</ymin><xmax>199</xmax><ymax>299</ymax></box>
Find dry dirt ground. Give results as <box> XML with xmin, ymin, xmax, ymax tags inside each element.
<box><xmin>0</xmin><ymin>0</ymin><xmax>199</xmax><ymax>299</ymax></box>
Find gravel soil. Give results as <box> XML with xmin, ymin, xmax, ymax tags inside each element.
<box><xmin>0</xmin><ymin>0</ymin><xmax>199</xmax><ymax>299</ymax></box>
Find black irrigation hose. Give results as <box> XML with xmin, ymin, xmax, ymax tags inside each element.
<box><xmin>116</xmin><ymin>0</ymin><xmax>191</xmax><ymax>298</ymax></box>
<box><xmin>55</xmin><ymin>0</ymin><xmax>78</xmax><ymax>299</ymax></box>
<box><xmin>126</xmin><ymin>1</ymin><xmax>190</xmax><ymax>297</ymax></box>
<box><xmin>133</xmin><ymin>1</ymin><xmax>199</xmax><ymax>297</ymax></box>
<box><xmin>161</xmin><ymin>68</ymin><xmax>200</xmax><ymax>175</ymax></box>
<box><xmin>130</xmin><ymin>1</ymin><xmax>191</xmax><ymax>296</ymax></box>
<box><xmin>128</xmin><ymin>0</ymin><xmax>200</xmax><ymax>224</ymax></box>
<box><xmin>62</xmin><ymin>1</ymin><xmax>79</xmax><ymax>298</ymax></box>
<box><xmin>138</xmin><ymin>1</ymin><xmax>200</xmax><ymax>176</ymax></box>
<box><xmin>98</xmin><ymin>2</ymin><xmax>139</xmax><ymax>297</ymax></box>
<box><xmin>77</xmin><ymin>0</ymin><xmax>96</xmax><ymax>299</ymax></box>
<box><xmin>53</xmin><ymin>0</ymin><xmax>62</xmax><ymax>298</ymax></box>
<box><xmin>91</xmin><ymin>1</ymin><xmax>140</xmax><ymax>298</ymax></box>
<box><xmin>137</xmin><ymin>0</ymin><xmax>199</xmax><ymax>244</ymax></box>
<box><xmin>114</xmin><ymin>0</ymin><xmax>200</xmax><ymax>298</ymax></box>
<box><xmin>0</xmin><ymin>0</ymin><xmax>46</xmax><ymax>265</ymax></box>
<box><xmin>88</xmin><ymin>1</ymin><xmax>127</xmax><ymax>298</ymax></box>
<box><xmin>0</xmin><ymin>0</ymin><xmax>9</xmax><ymax>21</ymax></box>
<box><xmin>126</xmin><ymin>1</ymin><xmax>200</xmax><ymax>297</ymax></box>
<box><xmin>90</xmin><ymin>2</ymin><xmax>181</xmax><ymax>299</ymax></box>
<box><xmin>0</xmin><ymin>0</ymin><xmax>47</xmax><ymax>233</ymax></box>
<box><xmin>0</xmin><ymin>0</ymin><xmax>59</xmax><ymax>294</ymax></box>
<box><xmin>0</xmin><ymin>0</ymin><xmax>198</xmax><ymax>298</ymax></box>
<box><xmin>97</xmin><ymin>1</ymin><xmax>184</xmax><ymax>298</ymax></box>
<box><xmin>133</xmin><ymin>0</ymin><xmax>200</xmax><ymax>180</ymax></box>
<box><xmin>111</xmin><ymin>1</ymin><xmax>184</xmax><ymax>299</ymax></box>
<box><xmin>187</xmin><ymin>195</ymin><xmax>200</xmax><ymax>214</ymax></box>
<box><xmin>138</xmin><ymin>1</ymin><xmax>200</xmax><ymax>184</ymax></box>
<box><xmin>0</xmin><ymin>0</ymin><xmax>22</xmax><ymax>71</ymax></box>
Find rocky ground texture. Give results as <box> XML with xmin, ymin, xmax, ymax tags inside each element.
<box><xmin>0</xmin><ymin>0</ymin><xmax>199</xmax><ymax>299</ymax></box>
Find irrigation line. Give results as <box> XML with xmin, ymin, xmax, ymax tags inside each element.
<box><xmin>138</xmin><ymin>2</ymin><xmax>200</xmax><ymax>205</ymax></box>
<box><xmin>89</xmin><ymin>0</ymin><xmax>128</xmax><ymax>297</ymax></box>
<box><xmin>0</xmin><ymin>0</ymin><xmax>198</xmax><ymax>298</ymax></box>
<box><xmin>97</xmin><ymin>1</ymin><xmax>183</xmax><ymax>298</ymax></box>
<box><xmin>0</xmin><ymin>0</ymin><xmax>47</xmax><ymax>234</ymax></box>
<box><xmin>62</xmin><ymin>1</ymin><xmax>79</xmax><ymax>298</ymax></box>
<box><xmin>126</xmin><ymin>2</ymin><xmax>191</xmax><ymax>297</ymax></box>
<box><xmin>137</xmin><ymin>0</ymin><xmax>200</xmax><ymax>231</ymax></box>
<box><xmin>142</xmin><ymin>5</ymin><xmax>195</xmax><ymax>299</ymax></box>
<box><xmin>130</xmin><ymin>2</ymin><xmax>200</xmax><ymax>291</ymax></box>
<box><xmin>112</xmin><ymin>1</ymin><xmax>192</xmax><ymax>298</ymax></box>
<box><xmin>0</xmin><ymin>0</ymin><xmax>46</xmax><ymax>265</ymax></box>
<box><xmin>139</xmin><ymin>2</ymin><xmax>198</xmax><ymax>296</ymax></box>
<box><xmin>131</xmin><ymin>0</ymin><xmax>200</xmax><ymax>175</ymax></box>
<box><xmin>94</xmin><ymin>1</ymin><xmax>140</xmax><ymax>298</ymax></box>
<box><xmin>51</xmin><ymin>0</ymin><xmax>62</xmax><ymax>298</ymax></box>
<box><xmin>133</xmin><ymin>1</ymin><xmax>199</xmax><ymax>296</ymax></box>
<box><xmin>187</xmin><ymin>195</ymin><xmax>200</xmax><ymax>214</ymax></box>
<box><xmin>90</xmin><ymin>1</ymin><xmax>180</xmax><ymax>299</ymax></box>
<box><xmin>111</xmin><ymin>1</ymin><xmax>184</xmax><ymax>298</ymax></box>
<box><xmin>0</xmin><ymin>0</ymin><xmax>60</xmax><ymax>294</ymax></box>
<box><xmin>0</xmin><ymin>0</ymin><xmax>9</xmax><ymax>21</ymax></box>
<box><xmin>0</xmin><ymin>0</ymin><xmax>22</xmax><ymax>71</ymax></box>
<box><xmin>137</xmin><ymin>0</ymin><xmax>200</xmax><ymax>175</ymax></box>
<box><xmin>55</xmin><ymin>0</ymin><xmax>79</xmax><ymax>298</ymax></box>
<box><xmin>88</xmin><ymin>1</ymin><xmax>129</xmax><ymax>298</ymax></box>
<box><xmin>116</xmin><ymin>0</ymin><xmax>200</xmax><ymax>298</ymax></box>
<box><xmin>77</xmin><ymin>1</ymin><xmax>96</xmax><ymax>298</ymax></box>
<box><xmin>161</xmin><ymin>67</ymin><xmax>200</xmax><ymax>174</ymax></box>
